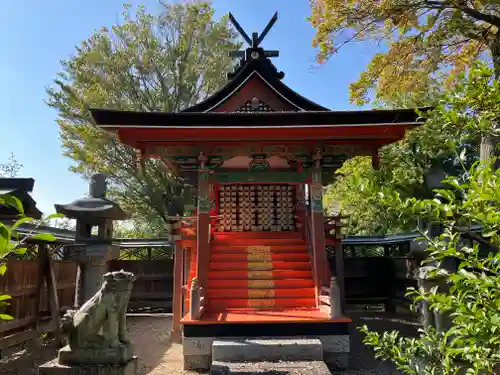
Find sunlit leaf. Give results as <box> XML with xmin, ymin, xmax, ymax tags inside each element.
<box><xmin>0</xmin><ymin>195</ymin><xmax>24</xmax><ymax>215</ymax></box>
<box><xmin>11</xmin><ymin>217</ymin><xmax>34</xmax><ymax>231</ymax></box>
<box><xmin>31</xmin><ymin>233</ymin><xmax>56</xmax><ymax>242</ymax></box>
<box><xmin>0</xmin><ymin>263</ymin><xmax>6</xmax><ymax>276</ymax></box>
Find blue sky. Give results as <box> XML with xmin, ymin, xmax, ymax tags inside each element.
<box><xmin>0</xmin><ymin>0</ymin><xmax>380</xmax><ymax>216</ymax></box>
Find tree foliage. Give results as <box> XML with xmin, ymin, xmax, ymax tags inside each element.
<box><xmin>0</xmin><ymin>195</ymin><xmax>62</xmax><ymax>320</ymax></box>
<box><xmin>46</xmin><ymin>1</ymin><xmax>239</xmax><ymax>233</ymax></box>
<box><xmin>309</xmin><ymin>0</ymin><xmax>500</xmax><ymax>106</ymax></box>
<box><xmin>325</xmin><ymin>62</ymin><xmax>498</xmax><ymax>235</ymax></box>
<box><xmin>360</xmin><ymin>159</ymin><xmax>500</xmax><ymax>374</ymax></box>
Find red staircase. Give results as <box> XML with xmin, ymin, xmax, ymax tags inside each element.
<box><xmin>206</xmin><ymin>232</ymin><xmax>317</xmax><ymax>312</ymax></box>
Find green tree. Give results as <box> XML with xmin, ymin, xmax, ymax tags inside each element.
<box><xmin>326</xmin><ymin>62</ymin><xmax>497</xmax><ymax>235</ymax></box>
<box><xmin>46</xmin><ymin>2</ymin><xmax>239</xmax><ymax>233</ymax></box>
<box><xmin>360</xmin><ymin>159</ymin><xmax>500</xmax><ymax>374</ymax></box>
<box><xmin>309</xmin><ymin>0</ymin><xmax>500</xmax><ymax>160</ymax></box>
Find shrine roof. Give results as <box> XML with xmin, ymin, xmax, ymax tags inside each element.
<box><xmin>91</xmin><ymin>12</ymin><xmax>429</xmax><ymax>133</ymax></box>
<box><xmin>180</xmin><ymin>52</ymin><xmax>329</xmax><ymax>112</ymax></box>
<box><xmin>91</xmin><ymin>107</ymin><xmax>428</xmax><ymax>128</ymax></box>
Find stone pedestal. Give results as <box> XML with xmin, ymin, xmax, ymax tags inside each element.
<box><xmin>58</xmin><ymin>344</ymin><xmax>134</xmax><ymax>366</ymax></box>
<box><xmin>38</xmin><ymin>357</ymin><xmax>138</xmax><ymax>375</ymax></box>
<box><xmin>65</xmin><ymin>243</ymin><xmax>120</xmax><ymax>306</ymax></box>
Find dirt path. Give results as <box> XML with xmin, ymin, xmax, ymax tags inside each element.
<box><xmin>8</xmin><ymin>312</ymin><xmax>419</xmax><ymax>375</ymax></box>
<box><xmin>127</xmin><ymin>314</ymin><xmax>198</xmax><ymax>375</ymax></box>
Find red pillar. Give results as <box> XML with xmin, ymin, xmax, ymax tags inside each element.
<box><xmin>310</xmin><ymin>152</ymin><xmax>328</xmax><ymax>291</ymax></box>
<box><xmin>196</xmin><ymin>154</ymin><xmax>210</xmax><ymax>290</ymax></box>
<box><xmin>296</xmin><ymin>162</ymin><xmax>306</xmax><ymax>237</ymax></box>
<box><xmin>334</xmin><ymin>217</ymin><xmax>346</xmax><ymax>314</ymax></box>
<box><xmin>310</xmin><ymin>168</ymin><xmax>328</xmax><ymax>289</ymax></box>
<box><xmin>171</xmin><ymin>241</ymin><xmax>183</xmax><ymax>342</ymax></box>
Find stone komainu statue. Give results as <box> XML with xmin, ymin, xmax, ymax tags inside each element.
<box><xmin>58</xmin><ymin>270</ymin><xmax>136</xmax><ymax>366</ymax></box>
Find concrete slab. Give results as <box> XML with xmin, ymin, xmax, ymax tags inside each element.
<box><xmin>212</xmin><ymin>338</ymin><xmax>323</xmax><ymax>362</ymax></box>
<box><xmin>210</xmin><ymin>360</ymin><xmax>332</xmax><ymax>375</ymax></box>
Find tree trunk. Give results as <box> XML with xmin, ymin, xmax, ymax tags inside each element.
<box><xmin>482</xmin><ymin>37</ymin><xmax>500</xmax><ymax>168</ymax></box>
<box><xmin>480</xmin><ymin>134</ymin><xmax>500</xmax><ymax>168</ymax></box>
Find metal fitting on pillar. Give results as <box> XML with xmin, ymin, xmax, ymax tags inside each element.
<box><xmin>190</xmin><ymin>278</ymin><xmax>201</xmax><ymax>320</ymax></box>
<box><xmin>312</xmin><ymin>149</ymin><xmax>322</xmax><ymax>168</ymax></box>
<box><xmin>330</xmin><ymin>276</ymin><xmax>342</xmax><ymax>319</ymax></box>
<box><xmin>198</xmin><ymin>152</ymin><xmax>208</xmax><ymax>170</ymax></box>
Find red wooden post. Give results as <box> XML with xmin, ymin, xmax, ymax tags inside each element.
<box><xmin>334</xmin><ymin>217</ymin><xmax>346</xmax><ymax>314</ymax></box>
<box><xmin>296</xmin><ymin>186</ymin><xmax>305</xmax><ymax>234</ymax></box>
<box><xmin>196</xmin><ymin>154</ymin><xmax>210</xmax><ymax>291</ymax></box>
<box><xmin>296</xmin><ymin>162</ymin><xmax>306</xmax><ymax>237</ymax></box>
<box><xmin>171</xmin><ymin>241</ymin><xmax>184</xmax><ymax>343</ymax></box>
<box><xmin>310</xmin><ymin>150</ymin><xmax>328</xmax><ymax>292</ymax></box>
<box><xmin>209</xmin><ymin>181</ymin><xmax>217</xmax><ymax>234</ymax></box>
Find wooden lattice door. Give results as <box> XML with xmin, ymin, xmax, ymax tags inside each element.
<box><xmin>218</xmin><ymin>184</ymin><xmax>295</xmax><ymax>232</ymax></box>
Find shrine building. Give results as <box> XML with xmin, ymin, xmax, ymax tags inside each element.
<box><xmin>91</xmin><ymin>13</ymin><xmax>426</xmax><ymax>370</ymax></box>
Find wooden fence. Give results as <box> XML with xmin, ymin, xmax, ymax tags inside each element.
<box><xmin>0</xmin><ymin>257</ymin><xmax>76</xmax><ymax>353</ymax></box>
<box><xmin>108</xmin><ymin>259</ymin><xmax>174</xmax><ymax>312</ymax></box>
<box><xmin>331</xmin><ymin>256</ymin><xmax>418</xmax><ymax>311</ymax></box>
<box><xmin>0</xmin><ymin>248</ymin><xmax>418</xmax><ymax>354</ymax></box>
<box><xmin>0</xmin><ymin>255</ymin><xmax>418</xmax><ymax>342</ymax></box>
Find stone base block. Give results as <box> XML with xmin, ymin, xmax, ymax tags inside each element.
<box><xmin>323</xmin><ymin>352</ymin><xmax>349</xmax><ymax>370</ymax></box>
<box><xmin>58</xmin><ymin>344</ymin><xmax>134</xmax><ymax>366</ymax></box>
<box><xmin>38</xmin><ymin>356</ymin><xmax>138</xmax><ymax>375</ymax></box>
<box><xmin>319</xmin><ymin>335</ymin><xmax>349</xmax><ymax>370</ymax></box>
<box><xmin>183</xmin><ymin>337</ymin><xmax>214</xmax><ymax>356</ymax></box>
<box><xmin>210</xmin><ymin>361</ymin><xmax>332</xmax><ymax>375</ymax></box>
<box><xmin>318</xmin><ymin>335</ymin><xmax>350</xmax><ymax>353</ymax></box>
<box><xmin>184</xmin><ymin>354</ymin><xmax>211</xmax><ymax>371</ymax></box>
<box><xmin>212</xmin><ymin>338</ymin><xmax>323</xmax><ymax>362</ymax></box>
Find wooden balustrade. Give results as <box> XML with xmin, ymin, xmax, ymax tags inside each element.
<box><xmin>189</xmin><ymin>278</ymin><xmax>206</xmax><ymax>320</ymax></box>
<box><xmin>171</xmin><ymin>214</ymin><xmax>221</xmax><ymax>341</ymax></box>
<box><xmin>319</xmin><ymin>277</ymin><xmax>342</xmax><ymax>319</ymax></box>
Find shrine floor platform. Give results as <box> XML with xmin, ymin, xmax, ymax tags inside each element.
<box><xmin>181</xmin><ymin>308</ymin><xmax>351</xmax><ymax>338</ymax></box>
<box><xmin>181</xmin><ymin>308</ymin><xmax>351</xmax><ymax>324</ymax></box>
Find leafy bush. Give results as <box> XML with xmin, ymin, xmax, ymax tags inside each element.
<box><xmin>359</xmin><ymin>160</ymin><xmax>500</xmax><ymax>374</ymax></box>
<box><xmin>0</xmin><ymin>194</ymin><xmax>63</xmax><ymax>320</ymax></box>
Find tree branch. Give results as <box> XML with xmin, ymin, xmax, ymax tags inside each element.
<box><xmin>453</xmin><ymin>225</ymin><xmax>499</xmax><ymax>253</ymax></box>
<box><xmin>455</xmin><ymin>3</ymin><xmax>500</xmax><ymax>28</ymax></box>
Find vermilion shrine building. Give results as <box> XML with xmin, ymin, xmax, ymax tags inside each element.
<box><xmin>92</xmin><ymin>13</ymin><xmax>425</xmax><ymax>370</ymax></box>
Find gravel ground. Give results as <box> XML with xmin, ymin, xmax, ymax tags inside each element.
<box><xmin>5</xmin><ymin>312</ymin><xmax>420</xmax><ymax>375</ymax></box>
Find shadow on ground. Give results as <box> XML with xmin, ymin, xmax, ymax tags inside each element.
<box><xmin>330</xmin><ymin>311</ymin><xmax>420</xmax><ymax>375</ymax></box>
<box><xmin>127</xmin><ymin>314</ymin><xmax>175</xmax><ymax>375</ymax></box>
<box><xmin>13</xmin><ymin>312</ymin><xmax>420</xmax><ymax>375</ymax></box>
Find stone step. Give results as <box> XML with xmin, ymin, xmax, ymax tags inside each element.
<box><xmin>210</xmin><ymin>360</ymin><xmax>332</xmax><ymax>375</ymax></box>
<box><xmin>212</xmin><ymin>338</ymin><xmax>323</xmax><ymax>363</ymax></box>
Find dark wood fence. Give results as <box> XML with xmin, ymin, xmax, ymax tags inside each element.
<box><xmin>330</xmin><ymin>256</ymin><xmax>418</xmax><ymax>311</ymax></box>
<box><xmin>108</xmin><ymin>259</ymin><xmax>174</xmax><ymax>312</ymax></box>
<box><xmin>0</xmin><ymin>229</ymin><xmax>420</xmax><ymax>355</ymax></box>
<box><xmin>0</xmin><ymin>259</ymin><xmax>77</xmax><ymax>352</ymax></box>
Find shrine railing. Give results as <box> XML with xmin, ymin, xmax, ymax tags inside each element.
<box><xmin>171</xmin><ymin>216</ymin><xmax>197</xmax><ymax>342</ymax></box>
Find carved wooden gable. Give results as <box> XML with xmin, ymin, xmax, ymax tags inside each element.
<box><xmin>236</xmin><ymin>97</ymin><xmax>275</xmax><ymax>112</ymax></box>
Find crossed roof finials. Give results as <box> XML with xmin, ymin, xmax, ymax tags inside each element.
<box><xmin>228</xmin><ymin>12</ymin><xmax>280</xmax><ymax>61</ymax></box>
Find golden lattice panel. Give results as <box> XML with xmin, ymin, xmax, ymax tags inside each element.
<box><xmin>217</xmin><ymin>184</ymin><xmax>296</xmax><ymax>232</ymax></box>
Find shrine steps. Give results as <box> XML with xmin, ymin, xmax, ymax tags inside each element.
<box><xmin>205</xmin><ymin>232</ymin><xmax>316</xmax><ymax>311</ymax></box>
<box><xmin>182</xmin><ymin>232</ymin><xmax>351</xmax><ymax>372</ymax></box>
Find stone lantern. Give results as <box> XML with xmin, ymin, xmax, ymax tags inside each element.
<box><xmin>55</xmin><ymin>173</ymin><xmax>130</xmax><ymax>307</ymax></box>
